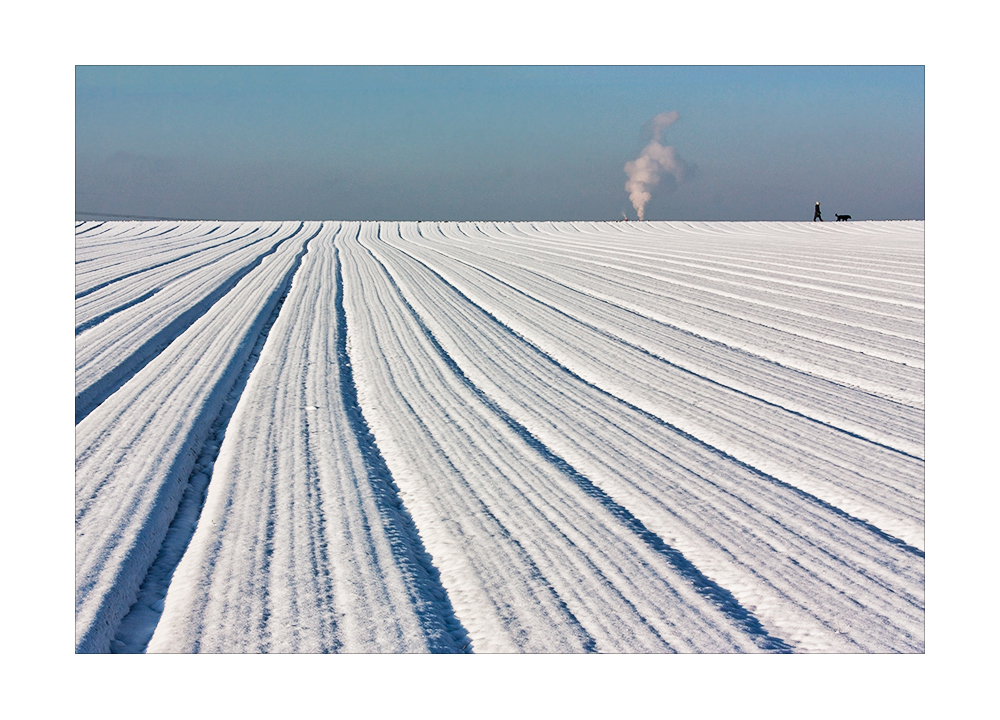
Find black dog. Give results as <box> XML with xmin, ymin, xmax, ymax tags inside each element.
<box><xmin>835</xmin><ymin>214</ymin><xmax>851</xmax><ymax>222</ymax></box>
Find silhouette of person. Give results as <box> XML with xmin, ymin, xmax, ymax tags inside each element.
<box><xmin>813</xmin><ymin>202</ymin><xmax>823</xmax><ymax>222</ymax></box>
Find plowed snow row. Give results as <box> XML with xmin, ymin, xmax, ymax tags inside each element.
<box><xmin>75</xmin><ymin>220</ymin><xmax>924</xmax><ymax>653</ymax></box>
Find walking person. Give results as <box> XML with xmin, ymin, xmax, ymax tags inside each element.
<box><xmin>813</xmin><ymin>201</ymin><xmax>823</xmax><ymax>222</ymax></box>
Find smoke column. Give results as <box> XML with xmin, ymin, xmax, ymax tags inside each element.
<box><xmin>624</xmin><ymin>111</ymin><xmax>693</xmax><ymax>220</ymax></box>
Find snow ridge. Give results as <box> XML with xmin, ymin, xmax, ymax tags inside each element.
<box><xmin>75</xmin><ymin>224</ymin><xmax>316</xmax><ymax>653</ymax></box>
<box><xmin>76</xmin><ymin>220</ymin><xmax>924</xmax><ymax>653</ymax></box>
<box><xmin>145</xmin><ymin>225</ymin><xmax>468</xmax><ymax>652</ymax></box>
<box><xmin>358</xmin><ymin>234</ymin><xmax>791</xmax><ymax>652</ymax></box>
<box><xmin>75</xmin><ymin>222</ymin><xmax>300</xmax><ymax>423</ymax></box>
<box><xmin>110</xmin><ymin>231</ymin><xmax>309</xmax><ymax>652</ymax></box>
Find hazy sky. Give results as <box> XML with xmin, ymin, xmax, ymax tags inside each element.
<box><xmin>76</xmin><ymin>65</ymin><xmax>924</xmax><ymax>221</ymax></box>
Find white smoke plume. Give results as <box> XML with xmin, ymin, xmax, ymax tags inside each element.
<box><xmin>624</xmin><ymin>111</ymin><xmax>693</xmax><ymax>220</ymax></box>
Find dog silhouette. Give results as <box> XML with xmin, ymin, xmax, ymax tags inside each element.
<box><xmin>835</xmin><ymin>214</ymin><xmax>851</xmax><ymax>221</ymax></box>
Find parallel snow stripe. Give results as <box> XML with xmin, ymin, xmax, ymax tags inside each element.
<box><xmin>519</xmin><ymin>221</ymin><xmax>926</xmax><ymax>304</ymax></box>
<box><xmin>382</xmin><ymin>225</ymin><xmax>925</xmax><ymax>545</ymax></box>
<box><xmin>75</xmin><ymin>221</ymin><xmax>107</xmax><ymax>236</ymax></box>
<box><xmin>330</xmin><ymin>238</ymin><xmax>471</xmax><ymax>652</ymax></box>
<box><xmin>357</xmin><ymin>234</ymin><xmax>790</xmax><ymax>653</ymax></box>
<box><xmin>404</xmin><ymin>223</ymin><xmax>924</xmax><ymax>449</ymax></box>
<box><xmin>75</xmin><ymin>222</ymin><xmax>223</xmax><ymax>269</ymax></box>
<box><xmin>75</xmin><ymin>289</ymin><xmax>159</xmax><ymax>337</ymax></box>
<box><xmin>75</xmin><ymin>222</ymin><xmax>220</xmax><ymax>276</ymax></box>
<box><xmin>436</xmin><ymin>237</ymin><xmax>924</xmax><ymax>458</ymax></box>
<box><xmin>353</xmin><ymin>229</ymin><xmax>781</xmax><ymax>651</ymax></box>
<box><xmin>447</xmin><ymin>223</ymin><xmax>925</xmax><ymax>402</ymax></box>
<box><xmin>467</xmin><ymin>259</ymin><xmax>921</xmax><ymax>458</ymax></box>
<box><xmin>470</xmin><ymin>221</ymin><xmax>925</xmax><ymax>330</ymax></box>
<box><xmin>75</xmin><ymin>223</ymin><xmax>267</xmax><ymax>301</ymax></box>
<box><xmin>388</xmin><ymin>227</ymin><xmax>926</xmax><ymax>523</ymax></box>
<box><xmin>110</xmin><ymin>232</ymin><xmax>297</xmax><ymax>653</ymax></box>
<box><xmin>77</xmin><ymin>219</ymin><xmax>923</xmax><ymax>654</ymax></box>
<box><xmin>476</xmin><ymin>221</ymin><xmax>925</xmax><ymax>321</ymax></box>
<box><xmin>343</xmin><ymin>225</ymin><xmax>774</xmax><ymax>652</ymax></box>
<box><xmin>528</xmin><ymin>220</ymin><xmax>925</xmax><ymax>294</ymax></box>
<box><xmin>75</xmin><ymin>224</ymin><xmax>316</xmax><ymax>653</ymax></box>
<box><xmin>147</xmin><ymin>224</ymin><xmax>468</xmax><ymax>653</ymax></box>
<box><xmin>362</xmin><ymin>222</ymin><xmax>923</xmax><ymax>651</ymax></box>
<box><xmin>574</xmin><ymin>234</ymin><xmax>925</xmax><ymax>287</ymax></box>
<box><xmin>75</xmin><ymin>223</ymin><xmax>282</xmax><ymax>333</ymax></box>
<box><xmin>618</xmin><ymin>220</ymin><xmax>925</xmax><ymax>272</ymax></box>
<box><xmin>447</xmin><ymin>224</ymin><xmax>925</xmax><ymax>359</ymax></box>
<box><xmin>338</xmin><ymin>227</ymin><xmax>598</xmax><ymax>652</ymax></box>
<box><xmin>75</xmin><ymin>223</ymin><xmax>273</xmax><ymax>323</ymax></box>
<box><xmin>75</xmin><ymin>222</ymin><xmax>311</xmax><ymax>424</ymax></box>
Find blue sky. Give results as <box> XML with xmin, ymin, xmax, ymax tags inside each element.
<box><xmin>76</xmin><ymin>66</ymin><xmax>924</xmax><ymax>221</ymax></box>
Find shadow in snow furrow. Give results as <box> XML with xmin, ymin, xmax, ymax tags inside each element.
<box><xmin>74</xmin><ymin>221</ymin><xmax>129</xmax><ymax>240</ymax></box>
<box><xmin>79</xmin><ymin>226</ymin><xmax>315</xmax><ymax>654</ymax></box>
<box><xmin>334</xmin><ymin>237</ymin><xmax>471</xmax><ymax>653</ymax></box>
<box><xmin>75</xmin><ymin>224</ymin><xmax>191</xmax><ymax>272</ymax></box>
<box><xmin>362</xmin><ymin>356</ymin><xmax>594</xmax><ymax>652</ymax></box>
<box><xmin>75</xmin><ymin>224</ymin><xmax>260</xmax><ymax>300</ymax></box>
<box><xmin>76</xmin><ymin>226</ymin><xmax>274</xmax><ymax>333</ymax></box>
<box><xmin>74</xmin><ymin>221</ymin><xmax>109</xmax><ymax>238</ymax></box>
<box><xmin>75</xmin><ymin>224</ymin><xmax>220</xmax><ymax>264</ymax></box>
<box><xmin>76</xmin><ymin>289</ymin><xmax>159</xmax><ymax>336</ymax></box>
<box><xmin>109</xmin><ymin>228</ymin><xmax>315</xmax><ymax>654</ymax></box>
<box><xmin>415</xmin><ymin>232</ymin><xmax>923</xmax><ymax>461</ymax></box>
<box><xmin>376</xmin><ymin>233</ymin><xmax>925</xmax><ymax>556</ymax></box>
<box><xmin>362</xmin><ymin>231</ymin><xmax>789</xmax><ymax>653</ymax></box>
<box><xmin>77</xmin><ymin>222</ymin><xmax>181</xmax><ymax>242</ymax></box>
<box><xmin>76</xmin><ymin>223</ymin><xmax>307</xmax><ymax>425</ymax></box>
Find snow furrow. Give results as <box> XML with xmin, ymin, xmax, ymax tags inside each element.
<box><xmin>460</xmin><ymin>222</ymin><xmax>924</xmax><ymax>369</ymax></box>
<box><xmin>360</xmin><ymin>223</ymin><xmax>923</xmax><ymax>652</ymax></box>
<box><xmin>76</xmin><ymin>219</ymin><xmax>923</xmax><ymax>653</ymax></box>
<box><xmin>378</xmin><ymin>225</ymin><xmax>925</xmax><ymax>548</ymax></box>
<box><xmin>340</xmin><ymin>225</ymin><xmax>775</xmax><ymax>652</ymax></box>
<box><xmin>74</xmin><ymin>224</ymin><xmax>315</xmax><ymax>653</ymax></box>
<box><xmin>403</xmin><ymin>223</ymin><xmax>924</xmax><ymax>447</ymax></box>
<box><xmin>75</xmin><ymin>222</ymin><xmax>306</xmax><ymax>423</ymax></box>
<box><xmin>441</xmin><ymin>225</ymin><xmax>923</xmax><ymax>412</ymax></box>
<box><xmin>74</xmin><ymin>223</ymin><xmax>281</xmax><ymax>332</ymax></box>
<box><xmin>75</xmin><ymin>223</ymin><xmax>265</xmax><ymax>301</ymax></box>
<box><xmin>451</xmin><ymin>226</ymin><xmax>925</xmax><ymax>364</ymax></box>
<box><xmin>109</xmin><ymin>235</ymin><xmax>294</xmax><ymax>653</ymax></box>
<box><xmin>147</xmin><ymin>224</ymin><xmax>468</xmax><ymax>653</ymax></box>
<box><xmin>75</xmin><ymin>221</ymin><xmax>213</xmax><ymax>287</ymax></box>
<box><xmin>75</xmin><ymin>221</ymin><xmax>223</xmax><ymax>270</ymax></box>
<box><xmin>356</xmin><ymin>232</ymin><xmax>791</xmax><ymax>652</ymax></box>
<box><xmin>481</xmin><ymin>220</ymin><xmax>925</xmax><ymax>326</ymax></box>
<box><xmin>519</xmin><ymin>220</ymin><xmax>924</xmax><ymax>301</ymax></box>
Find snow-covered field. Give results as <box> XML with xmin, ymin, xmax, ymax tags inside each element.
<box><xmin>75</xmin><ymin>219</ymin><xmax>924</xmax><ymax>653</ymax></box>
